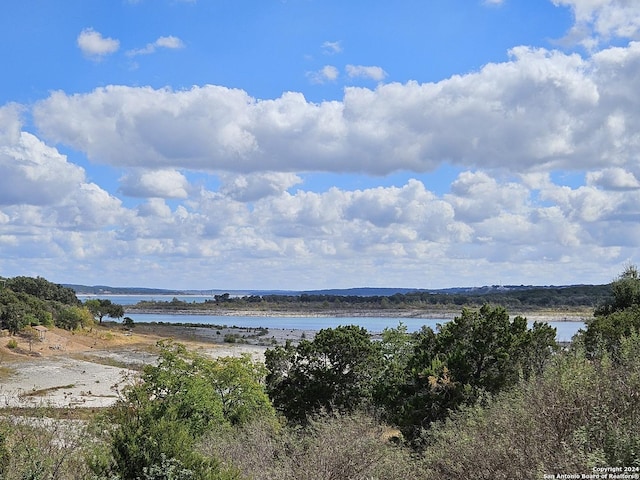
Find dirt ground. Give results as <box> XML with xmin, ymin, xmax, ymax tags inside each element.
<box><xmin>0</xmin><ymin>323</ymin><xmax>304</xmax><ymax>409</ymax></box>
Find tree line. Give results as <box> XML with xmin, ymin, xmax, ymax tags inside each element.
<box><xmin>130</xmin><ymin>283</ymin><xmax>612</xmax><ymax>313</ymax></box>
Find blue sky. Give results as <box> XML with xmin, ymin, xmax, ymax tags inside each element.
<box><xmin>1</xmin><ymin>0</ymin><xmax>640</xmax><ymax>290</ymax></box>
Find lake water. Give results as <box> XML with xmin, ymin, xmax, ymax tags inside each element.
<box><xmin>77</xmin><ymin>295</ymin><xmax>586</xmax><ymax>342</ymax></box>
<box><xmin>124</xmin><ymin>312</ymin><xmax>585</xmax><ymax>343</ymax></box>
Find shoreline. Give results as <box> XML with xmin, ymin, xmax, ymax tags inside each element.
<box><xmin>124</xmin><ymin>307</ymin><xmax>590</xmax><ymax>322</ymax></box>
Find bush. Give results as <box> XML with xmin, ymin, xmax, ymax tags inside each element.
<box><xmin>204</xmin><ymin>412</ymin><xmax>421</xmax><ymax>480</ymax></box>
<box><xmin>6</xmin><ymin>339</ymin><xmax>17</xmax><ymax>349</ymax></box>
<box><xmin>0</xmin><ymin>411</ymin><xmax>95</xmax><ymax>479</ymax></box>
<box><xmin>96</xmin><ymin>341</ymin><xmax>273</xmax><ymax>479</ymax></box>
<box><xmin>420</xmin><ymin>335</ymin><xmax>640</xmax><ymax>478</ymax></box>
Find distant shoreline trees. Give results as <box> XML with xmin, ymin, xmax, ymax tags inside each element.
<box><xmin>128</xmin><ymin>283</ymin><xmax>611</xmax><ymax>314</ymax></box>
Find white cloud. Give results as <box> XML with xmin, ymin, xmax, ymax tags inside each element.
<box><xmin>0</xmin><ymin>142</ymin><xmax>635</xmax><ymax>288</ymax></box>
<box><xmin>0</xmin><ymin>132</ymin><xmax>86</xmax><ymax>206</ymax></box>
<box><xmin>587</xmin><ymin>167</ymin><xmax>640</xmax><ymax>190</ymax></box>
<box><xmin>322</xmin><ymin>41</ymin><xmax>342</xmax><ymax>54</ymax></box>
<box><xmin>127</xmin><ymin>35</ymin><xmax>185</xmax><ymax>56</ymax></box>
<box><xmin>0</xmin><ymin>103</ymin><xmax>23</xmax><ymax>145</ymax></box>
<box><xmin>77</xmin><ymin>28</ymin><xmax>120</xmax><ymax>59</ymax></box>
<box><xmin>35</xmin><ymin>40</ymin><xmax>640</xmax><ymax>176</ymax></box>
<box><xmin>553</xmin><ymin>0</ymin><xmax>640</xmax><ymax>48</ymax></box>
<box><xmin>346</xmin><ymin>65</ymin><xmax>387</xmax><ymax>81</ymax></box>
<box><xmin>120</xmin><ymin>169</ymin><xmax>190</xmax><ymax>198</ymax></box>
<box><xmin>307</xmin><ymin>65</ymin><xmax>339</xmax><ymax>84</ymax></box>
<box><xmin>445</xmin><ymin>171</ymin><xmax>530</xmax><ymax>222</ymax></box>
<box><xmin>219</xmin><ymin>172</ymin><xmax>302</xmax><ymax>201</ymax></box>
<box><xmin>21</xmin><ymin>29</ymin><xmax>640</xmax><ymax>288</ymax></box>
<box><xmin>0</xmin><ymin>123</ymin><xmax>129</xmax><ymax>278</ymax></box>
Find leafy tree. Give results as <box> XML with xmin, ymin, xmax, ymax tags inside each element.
<box><xmin>204</xmin><ymin>355</ymin><xmax>274</xmax><ymax>425</ymax></box>
<box><xmin>265</xmin><ymin>325</ymin><xmax>383</xmax><ymax>423</ymax></box>
<box><xmin>595</xmin><ymin>264</ymin><xmax>640</xmax><ymax>315</ymax></box>
<box><xmin>0</xmin><ymin>276</ymin><xmax>84</xmax><ymax>333</ymax></box>
<box><xmin>100</xmin><ymin>341</ymin><xmax>271</xmax><ymax>480</ymax></box>
<box><xmin>5</xmin><ymin>276</ymin><xmax>79</xmax><ymax>305</ymax></box>
<box><xmin>391</xmin><ymin>305</ymin><xmax>557</xmax><ymax>439</ymax></box>
<box><xmin>85</xmin><ymin>299</ymin><xmax>125</xmax><ymax>323</ymax></box>
<box><xmin>580</xmin><ymin>265</ymin><xmax>640</xmax><ymax>360</ymax></box>
<box><xmin>56</xmin><ymin>305</ymin><xmax>94</xmax><ymax>330</ymax></box>
<box><xmin>373</xmin><ymin>323</ymin><xmax>420</xmax><ymax>419</ymax></box>
<box><xmin>0</xmin><ymin>289</ymin><xmax>27</xmax><ymax>334</ymax></box>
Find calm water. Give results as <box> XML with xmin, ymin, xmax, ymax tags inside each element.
<box><xmin>77</xmin><ymin>295</ymin><xmax>585</xmax><ymax>342</ymax></box>
<box><xmin>124</xmin><ymin>312</ymin><xmax>585</xmax><ymax>343</ymax></box>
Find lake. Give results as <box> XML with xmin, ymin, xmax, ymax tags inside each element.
<box><xmin>125</xmin><ymin>312</ymin><xmax>585</xmax><ymax>343</ymax></box>
<box><xmin>77</xmin><ymin>295</ymin><xmax>586</xmax><ymax>342</ymax></box>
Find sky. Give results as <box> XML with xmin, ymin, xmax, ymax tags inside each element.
<box><xmin>1</xmin><ymin>0</ymin><xmax>640</xmax><ymax>290</ymax></box>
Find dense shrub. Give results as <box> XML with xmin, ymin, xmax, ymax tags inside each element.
<box><xmin>420</xmin><ymin>334</ymin><xmax>640</xmax><ymax>479</ymax></box>
<box><xmin>204</xmin><ymin>412</ymin><xmax>422</xmax><ymax>480</ymax></box>
<box><xmin>0</xmin><ymin>413</ymin><xmax>94</xmax><ymax>479</ymax></box>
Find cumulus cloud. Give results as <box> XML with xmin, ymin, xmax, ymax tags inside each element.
<box><xmin>34</xmin><ymin>41</ymin><xmax>640</xmax><ymax>176</ymax></box>
<box><xmin>0</xmin><ymin>132</ymin><xmax>86</xmax><ymax>206</ymax></box>
<box><xmin>120</xmin><ymin>169</ymin><xmax>190</xmax><ymax>198</ymax></box>
<box><xmin>127</xmin><ymin>35</ymin><xmax>185</xmax><ymax>56</ymax></box>
<box><xmin>77</xmin><ymin>28</ymin><xmax>120</xmax><ymax>59</ymax></box>
<box><xmin>346</xmin><ymin>65</ymin><xmax>387</xmax><ymax>81</ymax></box>
<box><xmin>17</xmin><ymin>13</ymin><xmax>640</xmax><ymax>288</ymax></box>
<box><xmin>0</xmin><ymin>120</ymin><xmax>128</xmax><ymax>279</ymax></box>
<box><xmin>307</xmin><ymin>65</ymin><xmax>340</xmax><ymax>83</ymax></box>
<box><xmin>0</xmin><ymin>103</ymin><xmax>23</xmax><ymax>145</ymax></box>
<box><xmin>586</xmin><ymin>167</ymin><xmax>640</xmax><ymax>190</ymax></box>
<box><xmin>445</xmin><ymin>171</ymin><xmax>530</xmax><ymax>223</ymax></box>
<box><xmin>219</xmin><ymin>172</ymin><xmax>302</xmax><ymax>201</ymax></box>
<box><xmin>0</xmin><ymin>139</ymin><xmax>635</xmax><ymax>288</ymax></box>
<box><xmin>553</xmin><ymin>0</ymin><xmax>640</xmax><ymax>49</ymax></box>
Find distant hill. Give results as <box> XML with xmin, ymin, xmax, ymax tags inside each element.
<box><xmin>64</xmin><ymin>284</ymin><xmax>184</xmax><ymax>295</ymax></box>
<box><xmin>300</xmin><ymin>287</ymin><xmax>421</xmax><ymax>296</ymax></box>
<box><xmin>65</xmin><ymin>283</ymin><xmax>608</xmax><ymax>297</ymax></box>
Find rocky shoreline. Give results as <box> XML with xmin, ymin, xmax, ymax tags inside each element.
<box><xmin>125</xmin><ymin>306</ymin><xmax>590</xmax><ymax>322</ymax></box>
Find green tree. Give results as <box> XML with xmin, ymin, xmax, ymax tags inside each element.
<box><xmin>122</xmin><ymin>316</ymin><xmax>135</xmax><ymax>329</ymax></box>
<box><xmin>373</xmin><ymin>323</ymin><xmax>419</xmax><ymax>420</ymax></box>
<box><xmin>0</xmin><ymin>289</ymin><xmax>27</xmax><ymax>334</ymax></box>
<box><xmin>421</xmin><ymin>334</ymin><xmax>640</xmax><ymax>476</ymax></box>
<box><xmin>392</xmin><ymin>305</ymin><xmax>557</xmax><ymax>440</ymax></box>
<box><xmin>580</xmin><ymin>265</ymin><xmax>640</xmax><ymax>360</ymax></box>
<box><xmin>265</xmin><ymin>325</ymin><xmax>383</xmax><ymax>423</ymax></box>
<box><xmin>101</xmin><ymin>341</ymin><xmax>271</xmax><ymax>480</ymax></box>
<box><xmin>85</xmin><ymin>299</ymin><xmax>125</xmax><ymax>323</ymax></box>
<box><xmin>595</xmin><ymin>264</ymin><xmax>640</xmax><ymax>315</ymax></box>
<box><xmin>57</xmin><ymin>306</ymin><xmax>94</xmax><ymax>330</ymax></box>
<box><xmin>5</xmin><ymin>275</ymin><xmax>80</xmax><ymax>305</ymax></box>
